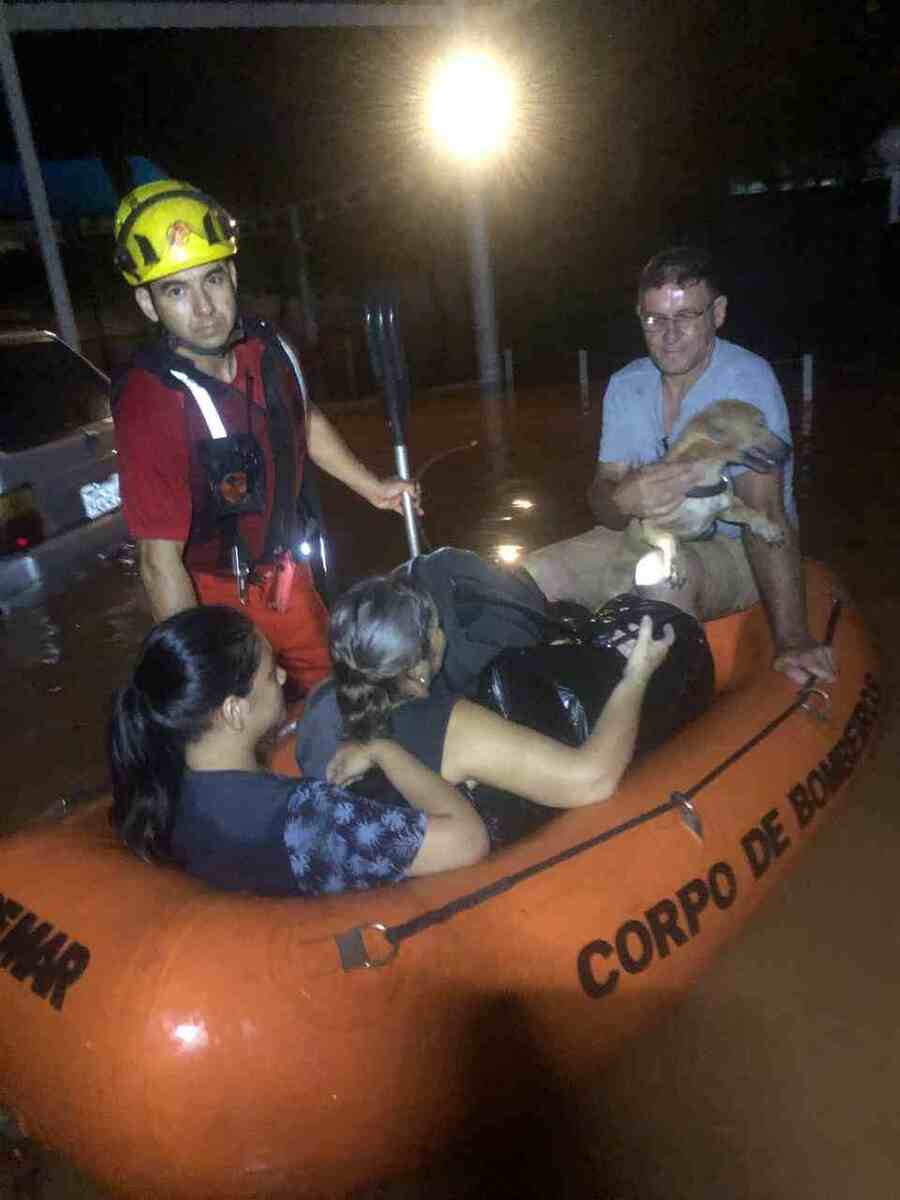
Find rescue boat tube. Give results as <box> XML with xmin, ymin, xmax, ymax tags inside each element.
<box><xmin>0</xmin><ymin>561</ymin><xmax>881</xmax><ymax>1200</ymax></box>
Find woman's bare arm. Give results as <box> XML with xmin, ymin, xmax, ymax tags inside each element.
<box><xmin>327</xmin><ymin>738</ymin><xmax>489</xmax><ymax>875</ymax></box>
<box><xmin>307</xmin><ymin>405</ymin><xmax>420</xmax><ymax>515</ymax></box>
<box><xmin>440</xmin><ymin>617</ymin><xmax>673</xmax><ymax>809</ymax></box>
<box><xmin>137</xmin><ymin>538</ymin><xmax>195</xmax><ymax>621</ymax></box>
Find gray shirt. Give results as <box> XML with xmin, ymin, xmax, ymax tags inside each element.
<box><xmin>598</xmin><ymin>337</ymin><xmax>796</xmax><ymax>535</ymax></box>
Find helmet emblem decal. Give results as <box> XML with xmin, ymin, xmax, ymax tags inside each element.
<box><xmin>166</xmin><ymin>220</ymin><xmax>198</xmax><ymax>247</ymax></box>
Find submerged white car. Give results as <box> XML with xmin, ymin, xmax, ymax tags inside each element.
<box><xmin>0</xmin><ymin>329</ymin><xmax>126</xmax><ymax>606</ymax></box>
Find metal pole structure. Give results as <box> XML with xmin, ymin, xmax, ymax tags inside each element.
<box><xmin>450</xmin><ymin>0</ymin><xmax>503</xmax><ymax>400</ymax></box>
<box><xmin>0</xmin><ymin>2</ymin><xmax>80</xmax><ymax>348</ymax></box>
<box><xmin>364</xmin><ymin>299</ymin><xmax>421</xmax><ymax>557</ymax></box>
<box><xmin>4</xmin><ymin>3</ymin><xmax>455</xmax><ymax>32</ymax></box>
<box><xmin>797</xmin><ymin>352</ymin><xmax>814</xmax><ymax>505</ymax></box>
<box><xmin>578</xmin><ymin>348</ymin><xmax>590</xmax><ymax>413</ymax></box>
<box><xmin>462</xmin><ymin>176</ymin><xmax>503</xmax><ymax>397</ymax></box>
<box><xmin>876</xmin><ymin>126</ymin><xmax>900</xmax><ymax>225</ymax></box>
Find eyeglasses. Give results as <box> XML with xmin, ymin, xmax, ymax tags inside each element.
<box><xmin>639</xmin><ymin>298</ymin><xmax>718</xmax><ymax>333</ymax></box>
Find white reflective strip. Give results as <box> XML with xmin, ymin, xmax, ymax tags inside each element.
<box><xmin>170</xmin><ymin>370</ymin><xmax>228</xmax><ymax>439</ymax></box>
<box><xmin>275</xmin><ymin>333</ymin><xmax>310</xmax><ymax>412</ymax></box>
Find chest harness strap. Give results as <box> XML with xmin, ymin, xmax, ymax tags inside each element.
<box><xmin>170</xmin><ymin>369</ymin><xmax>256</xmax><ymax>596</ymax></box>
<box><xmin>170</xmin><ymin>370</ymin><xmax>228</xmax><ymax>439</ymax></box>
<box><xmin>171</xmin><ymin>331</ymin><xmax>312</xmax><ymax>596</ymax></box>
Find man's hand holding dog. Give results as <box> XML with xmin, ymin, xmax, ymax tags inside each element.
<box><xmin>612</xmin><ymin>461</ymin><xmax>711</xmax><ymax>520</ymax></box>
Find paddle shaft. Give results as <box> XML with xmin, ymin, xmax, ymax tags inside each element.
<box><xmin>393</xmin><ymin>443</ymin><xmax>420</xmax><ymax>557</ymax></box>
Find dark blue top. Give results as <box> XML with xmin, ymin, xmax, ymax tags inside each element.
<box><xmin>171</xmin><ymin>769</ymin><xmax>427</xmax><ymax>897</ymax></box>
<box><xmin>296</xmin><ymin>688</ymin><xmax>534</xmax><ymax>848</ymax></box>
<box><xmin>296</xmin><ymin>677</ymin><xmax>456</xmax><ymax>780</ymax></box>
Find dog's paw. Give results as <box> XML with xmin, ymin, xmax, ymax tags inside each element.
<box><xmin>751</xmin><ymin>519</ymin><xmax>786</xmax><ymax>545</ymax></box>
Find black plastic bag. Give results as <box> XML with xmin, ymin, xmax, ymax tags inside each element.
<box><xmin>471</xmin><ymin>595</ymin><xmax>715</xmax><ymax>845</ymax></box>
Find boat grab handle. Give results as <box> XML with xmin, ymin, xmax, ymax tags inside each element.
<box><xmin>673</xmin><ymin>792</ymin><xmax>704</xmax><ymax>840</ymax></box>
<box><xmin>800</xmin><ymin>687</ymin><xmax>831</xmax><ymax>723</ymax></box>
<box><xmin>335</xmin><ymin>923</ymin><xmax>398</xmax><ymax>971</ymax></box>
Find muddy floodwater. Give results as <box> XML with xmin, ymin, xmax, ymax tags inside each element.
<box><xmin>1</xmin><ymin>372</ymin><xmax>899</xmax><ymax>1198</ymax></box>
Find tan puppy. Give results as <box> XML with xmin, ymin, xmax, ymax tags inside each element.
<box><xmin>626</xmin><ymin>399</ymin><xmax>791</xmax><ymax>587</ymax></box>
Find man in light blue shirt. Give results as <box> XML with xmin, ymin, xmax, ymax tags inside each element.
<box><xmin>525</xmin><ymin>246</ymin><xmax>834</xmax><ymax>685</ymax></box>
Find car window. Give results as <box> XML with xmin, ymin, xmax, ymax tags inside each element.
<box><xmin>0</xmin><ymin>340</ymin><xmax>110</xmax><ymax>453</ymax></box>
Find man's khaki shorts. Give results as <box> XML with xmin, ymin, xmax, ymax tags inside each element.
<box><xmin>523</xmin><ymin>527</ymin><xmax>759</xmax><ymax>619</ymax></box>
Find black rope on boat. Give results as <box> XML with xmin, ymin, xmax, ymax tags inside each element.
<box><xmin>681</xmin><ymin>596</ymin><xmax>841</xmax><ymax>805</ymax></box>
<box><xmin>384</xmin><ymin>795</ymin><xmax>689</xmax><ymax>947</ymax></box>
<box><xmin>359</xmin><ymin>689</ymin><xmax>806</xmax><ymax>956</ymax></box>
<box><xmin>338</xmin><ymin>598</ymin><xmax>843</xmax><ymax>967</ymax></box>
<box><xmin>823</xmin><ymin>595</ymin><xmax>843</xmax><ymax>650</ymax></box>
<box><xmin>678</xmin><ymin>693</ymin><xmax>813</xmax><ymax>803</ymax></box>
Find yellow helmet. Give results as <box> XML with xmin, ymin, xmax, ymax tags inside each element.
<box><xmin>113</xmin><ymin>179</ymin><xmax>238</xmax><ymax>287</ymax></box>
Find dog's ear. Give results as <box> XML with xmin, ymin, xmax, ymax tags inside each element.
<box><xmin>700</xmin><ymin>414</ymin><xmax>731</xmax><ymax>443</ymax></box>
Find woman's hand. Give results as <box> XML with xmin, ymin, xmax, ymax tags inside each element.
<box><xmin>618</xmin><ymin>615</ymin><xmax>675</xmax><ymax>681</ymax></box>
<box><xmin>326</xmin><ymin>740</ymin><xmax>383</xmax><ymax>786</ymax></box>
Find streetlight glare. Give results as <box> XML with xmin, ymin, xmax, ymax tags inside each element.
<box><xmin>427</xmin><ymin>50</ymin><xmax>515</xmax><ymax>163</ymax></box>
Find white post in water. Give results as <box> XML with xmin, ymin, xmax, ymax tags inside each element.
<box><xmin>801</xmin><ymin>352</ymin><xmax>814</xmax><ymax>441</ymax></box>
<box><xmin>578</xmin><ymin>349</ymin><xmax>590</xmax><ymax>413</ymax></box>
<box><xmin>797</xmin><ymin>352</ymin><xmax>814</xmax><ymax>504</ymax></box>
<box><xmin>889</xmin><ymin>170</ymin><xmax>900</xmax><ymax>226</ymax></box>
<box><xmin>801</xmin><ymin>353</ymin><xmax>813</xmax><ymax>399</ymax></box>
<box><xmin>503</xmin><ymin>347</ymin><xmax>514</xmax><ymax>393</ymax></box>
<box><xmin>877</xmin><ymin>125</ymin><xmax>900</xmax><ymax>224</ymax></box>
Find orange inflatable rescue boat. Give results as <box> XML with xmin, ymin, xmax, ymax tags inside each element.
<box><xmin>0</xmin><ymin>561</ymin><xmax>881</xmax><ymax>1198</ymax></box>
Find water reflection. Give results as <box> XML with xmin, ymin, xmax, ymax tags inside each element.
<box><xmin>0</xmin><ymin>544</ymin><xmax>152</xmax><ymax>832</ymax></box>
<box><xmin>1</xmin><ymin>604</ymin><xmax>64</xmax><ymax>668</ymax></box>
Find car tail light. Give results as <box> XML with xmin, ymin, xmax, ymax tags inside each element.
<box><xmin>0</xmin><ymin>486</ymin><xmax>44</xmax><ymax>555</ymax></box>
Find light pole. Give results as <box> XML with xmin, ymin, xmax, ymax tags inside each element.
<box><xmin>426</xmin><ymin>35</ymin><xmax>514</xmax><ymax>398</ymax></box>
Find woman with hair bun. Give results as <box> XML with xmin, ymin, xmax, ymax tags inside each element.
<box><xmin>325</xmin><ymin>574</ymin><xmax>673</xmax><ymax>820</ymax></box>
<box><xmin>107</xmin><ymin>606</ymin><xmax>488</xmax><ymax>895</ymax></box>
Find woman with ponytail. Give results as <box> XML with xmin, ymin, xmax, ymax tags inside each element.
<box><xmin>323</xmin><ymin>575</ymin><xmax>674</xmax><ymax>826</ymax></box>
<box><xmin>108</xmin><ymin>606</ymin><xmax>488</xmax><ymax>895</ymax></box>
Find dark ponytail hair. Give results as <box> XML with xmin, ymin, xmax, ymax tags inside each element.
<box><xmin>329</xmin><ymin>575</ymin><xmax>438</xmax><ymax>742</ymax></box>
<box><xmin>108</xmin><ymin>606</ymin><xmax>261</xmax><ymax>864</ymax></box>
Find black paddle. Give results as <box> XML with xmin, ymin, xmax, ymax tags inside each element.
<box><xmin>364</xmin><ymin>295</ymin><xmax>421</xmax><ymax>557</ymax></box>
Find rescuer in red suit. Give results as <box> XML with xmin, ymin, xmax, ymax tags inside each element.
<box><xmin>112</xmin><ymin>179</ymin><xmax>418</xmax><ymax>695</ymax></box>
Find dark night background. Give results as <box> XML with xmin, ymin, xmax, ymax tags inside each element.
<box><xmin>1</xmin><ymin>0</ymin><xmax>899</xmax><ymax>384</ymax></box>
